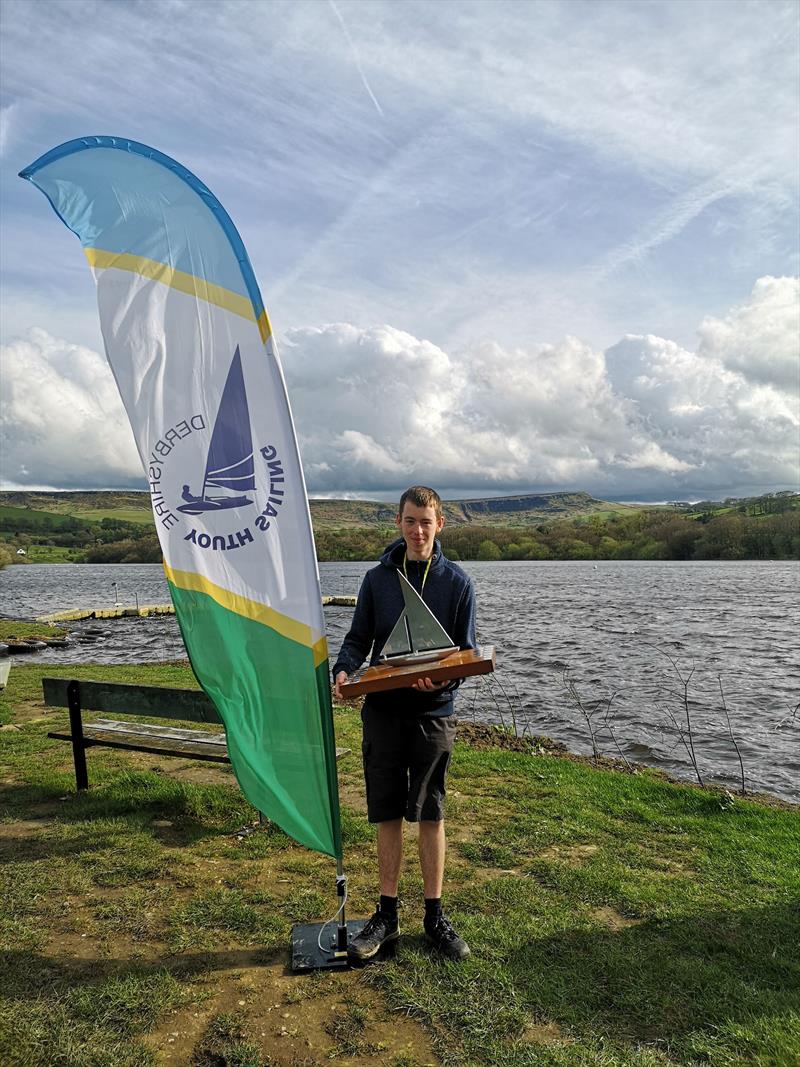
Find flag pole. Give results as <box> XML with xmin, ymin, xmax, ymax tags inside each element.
<box><xmin>289</xmin><ymin>856</ymin><xmax>358</xmax><ymax>970</ymax></box>
<box><xmin>289</xmin><ymin>668</ymin><xmax>358</xmax><ymax>970</ymax></box>
<box><xmin>335</xmin><ymin>859</ymin><xmax>348</xmax><ymax>954</ymax></box>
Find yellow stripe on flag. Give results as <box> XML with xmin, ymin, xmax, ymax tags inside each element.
<box><xmin>84</xmin><ymin>248</ymin><xmax>272</xmax><ymax>341</ymax></box>
<box><xmin>163</xmin><ymin>561</ymin><xmax>328</xmax><ymax>666</ymax></box>
<box><xmin>257</xmin><ymin>310</ymin><xmax>272</xmax><ymax>345</ymax></box>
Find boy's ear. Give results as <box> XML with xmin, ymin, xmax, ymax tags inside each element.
<box><xmin>437</xmin><ymin>514</ymin><xmax>445</xmax><ymax>531</ymax></box>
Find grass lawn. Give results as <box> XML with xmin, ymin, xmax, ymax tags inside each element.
<box><xmin>64</xmin><ymin>507</ymin><xmax>154</xmax><ymax>524</ymax></box>
<box><xmin>0</xmin><ymin>621</ymin><xmax>69</xmax><ymax>644</ymax></box>
<box><xmin>1</xmin><ymin>663</ymin><xmax>798</xmax><ymax>1067</ymax></box>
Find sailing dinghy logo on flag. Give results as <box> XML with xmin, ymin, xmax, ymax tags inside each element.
<box><xmin>176</xmin><ymin>346</ymin><xmax>257</xmax><ymax>518</ymax></box>
<box><xmin>163</xmin><ymin>343</ymin><xmax>287</xmax><ymax>551</ymax></box>
<box><xmin>20</xmin><ymin>136</ymin><xmax>343</xmax><ymax>861</ymax></box>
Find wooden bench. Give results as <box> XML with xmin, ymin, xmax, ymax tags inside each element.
<box><xmin>42</xmin><ymin>677</ymin><xmax>347</xmax><ymax>791</ymax></box>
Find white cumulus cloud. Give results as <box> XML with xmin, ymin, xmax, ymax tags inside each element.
<box><xmin>0</xmin><ymin>328</ymin><xmax>142</xmax><ymax>488</ymax></box>
<box><xmin>1</xmin><ymin>278</ymin><xmax>797</xmax><ymax>499</ymax></box>
<box><xmin>282</xmin><ymin>277</ymin><xmax>799</xmax><ymax>497</ymax></box>
<box><xmin>696</xmin><ymin>276</ymin><xmax>799</xmax><ymax>391</ymax></box>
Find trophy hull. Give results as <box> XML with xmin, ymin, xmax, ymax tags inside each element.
<box><xmin>379</xmin><ymin>645</ymin><xmax>459</xmax><ymax>667</ymax></box>
<box><xmin>339</xmin><ymin>646</ymin><xmax>496</xmax><ymax>698</ymax></box>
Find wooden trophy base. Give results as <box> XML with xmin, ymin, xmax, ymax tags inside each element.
<box><xmin>339</xmin><ymin>646</ymin><xmax>495</xmax><ymax>698</ymax></box>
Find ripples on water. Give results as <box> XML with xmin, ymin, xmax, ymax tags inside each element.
<box><xmin>2</xmin><ymin>561</ymin><xmax>798</xmax><ymax>802</ymax></box>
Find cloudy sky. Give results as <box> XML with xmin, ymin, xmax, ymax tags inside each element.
<box><xmin>1</xmin><ymin>0</ymin><xmax>798</xmax><ymax>501</ymax></box>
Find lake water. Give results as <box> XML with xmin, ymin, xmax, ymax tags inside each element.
<box><xmin>2</xmin><ymin>561</ymin><xmax>798</xmax><ymax>803</ymax></box>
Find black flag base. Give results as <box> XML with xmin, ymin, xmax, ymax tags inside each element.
<box><xmin>290</xmin><ymin>867</ymin><xmax>352</xmax><ymax>971</ymax></box>
<box><xmin>291</xmin><ymin>864</ymin><xmax>400</xmax><ymax>970</ymax></box>
<box><xmin>291</xmin><ymin>919</ymin><xmax>363</xmax><ymax>971</ymax></box>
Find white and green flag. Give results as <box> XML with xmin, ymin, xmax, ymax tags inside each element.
<box><xmin>21</xmin><ymin>137</ymin><xmax>342</xmax><ymax>858</ymax></box>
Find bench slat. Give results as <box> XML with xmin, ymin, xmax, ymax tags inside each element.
<box><xmin>48</xmin><ymin>729</ymin><xmax>232</xmax><ymax>763</ymax></box>
<box><xmin>48</xmin><ymin>718</ymin><xmax>350</xmax><ymax>762</ymax></box>
<box><xmin>86</xmin><ymin>719</ymin><xmax>227</xmax><ymax>746</ymax></box>
<box><xmin>42</xmin><ymin>678</ymin><xmax>222</xmax><ymax>723</ymax></box>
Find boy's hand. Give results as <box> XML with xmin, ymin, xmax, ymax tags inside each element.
<box><xmin>412</xmin><ymin>677</ymin><xmax>447</xmax><ymax>691</ymax></box>
<box><xmin>334</xmin><ymin>671</ymin><xmax>348</xmax><ymax>700</ymax></box>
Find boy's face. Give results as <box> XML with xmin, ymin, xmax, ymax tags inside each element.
<box><xmin>396</xmin><ymin>501</ymin><xmax>445</xmax><ymax>561</ymax></box>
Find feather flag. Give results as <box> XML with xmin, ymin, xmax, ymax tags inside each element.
<box><xmin>21</xmin><ymin>137</ymin><xmax>342</xmax><ymax>859</ymax></box>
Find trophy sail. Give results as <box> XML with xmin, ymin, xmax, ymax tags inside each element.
<box><xmin>379</xmin><ymin>572</ymin><xmax>459</xmax><ymax>665</ymax></box>
<box><xmin>382</xmin><ymin>611</ymin><xmax>412</xmax><ymax>657</ymax></box>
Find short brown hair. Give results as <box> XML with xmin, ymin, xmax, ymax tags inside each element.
<box><xmin>398</xmin><ymin>485</ymin><xmax>443</xmax><ymax>519</ymax></box>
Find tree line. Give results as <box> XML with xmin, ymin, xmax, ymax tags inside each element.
<box><xmin>1</xmin><ymin>512</ymin><xmax>162</xmax><ymax>562</ymax></box>
<box><xmin>439</xmin><ymin>509</ymin><xmax>799</xmax><ymax>561</ymax></box>
<box><xmin>1</xmin><ymin>513</ymin><xmax>147</xmax><ymax>547</ymax></box>
<box><xmin>311</xmin><ymin>504</ymin><xmax>799</xmax><ymax>562</ymax></box>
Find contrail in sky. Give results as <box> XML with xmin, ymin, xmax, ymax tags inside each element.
<box><xmin>588</xmin><ymin>167</ymin><xmax>750</xmax><ymax>282</ymax></box>
<box><xmin>328</xmin><ymin>0</ymin><xmax>385</xmax><ymax>119</ymax></box>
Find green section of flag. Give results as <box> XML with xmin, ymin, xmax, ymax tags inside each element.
<box><xmin>168</xmin><ymin>580</ymin><xmax>342</xmax><ymax>859</ymax></box>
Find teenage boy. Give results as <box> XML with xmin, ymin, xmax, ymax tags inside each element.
<box><xmin>333</xmin><ymin>486</ymin><xmax>476</xmax><ymax>961</ymax></box>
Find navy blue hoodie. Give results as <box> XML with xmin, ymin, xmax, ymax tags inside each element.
<box><xmin>332</xmin><ymin>537</ymin><xmax>476</xmax><ymax>717</ymax></box>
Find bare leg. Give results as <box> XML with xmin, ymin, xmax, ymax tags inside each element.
<box><xmin>418</xmin><ymin>819</ymin><xmax>446</xmax><ymax>898</ymax></box>
<box><xmin>378</xmin><ymin>818</ymin><xmax>404</xmax><ymax>896</ymax></box>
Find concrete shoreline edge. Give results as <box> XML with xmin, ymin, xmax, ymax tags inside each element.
<box><xmin>35</xmin><ymin>595</ymin><xmax>357</xmax><ymax>623</ymax></box>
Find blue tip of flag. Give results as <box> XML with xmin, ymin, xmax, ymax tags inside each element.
<box><xmin>19</xmin><ymin>135</ymin><xmax>265</xmax><ymax>325</ymax></box>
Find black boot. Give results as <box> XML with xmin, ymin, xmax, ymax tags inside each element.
<box><xmin>424</xmin><ymin>912</ymin><xmax>470</xmax><ymax>960</ymax></box>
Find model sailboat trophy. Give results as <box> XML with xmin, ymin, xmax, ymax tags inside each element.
<box><xmin>340</xmin><ymin>572</ymin><xmax>495</xmax><ymax>697</ymax></box>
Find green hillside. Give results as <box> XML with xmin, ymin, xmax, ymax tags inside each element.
<box><xmin>308</xmin><ymin>490</ymin><xmax>637</xmax><ymax>528</ymax></box>
<box><xmin>0</xmin><ymin>489</ymin><xmax>635</xmax><ymax>532</ymax></box>
<box><xmin>447</xmin><ymin>491</ymin><xmax>636</xmax><ymax>524</ymax></box>
<box><xmin>0</xmin><ymin>489</ymin><xmax>796</xmax><ymax>563</ymax></box>
<box><xmin>0</xmin><ymin>491</ymin><xmax>154</xmax><ymax>524</ymax></box>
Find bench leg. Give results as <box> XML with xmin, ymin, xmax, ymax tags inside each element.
<box><xmin>66</xmin><ymin>681</ymin><xmax>89</xmax><ymax>790</ymax></box>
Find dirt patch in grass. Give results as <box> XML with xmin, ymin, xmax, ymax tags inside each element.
<box><xmin>591</xmin><ymin>906</ymin><xmax>645</xmax><ymax>931</ymax></box>
<box><xmin>0</xmin><ymin>815</ymin><xmax>56</xmax><ymax>835</ymax></box>
<box><xmin>469</xmin><ymin>865</ymin><xmax>527</xmax><ymax>884</ymax></box>
<box><xmin>457</xmin><ymin>721</ymin><xmax>569</xmax><ymax>755</ymax></box>
<box><xmin>146</xmin><ymin>954</ymin><xmax>439</xmax><ymax>1066</ymax></box>
<box><xmin>47</xmin><ymin>928</ymin><xmax>118</xmax><ymax>964</ymax></box>
<box><xmin>15</xmin><ymin>870</ymin><xmax>439</xmax><ymax>1065</ymax></box>
<box><xmin>2</xmin><ymin>697</ymin><xmax>56</xmax><ymax>725</ymax></box>
<box><xmin>539</xmin><ymin>843</ymin><xmax>599</xmax><ymax>867</ymax></box>
<box><xmin>649</xmin><ymin>856</ymin><xmax>690</xmax><ymax>873</ymax></box>
<box><xmin>519</xmin><ymin>1019</ymin><xmax>570</xmax><ymax>1046</ymax></box>
<box><xmin>336</xmin><ymin>775</ymin><xmax>367</xmax><ymax>812</ymax></box>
